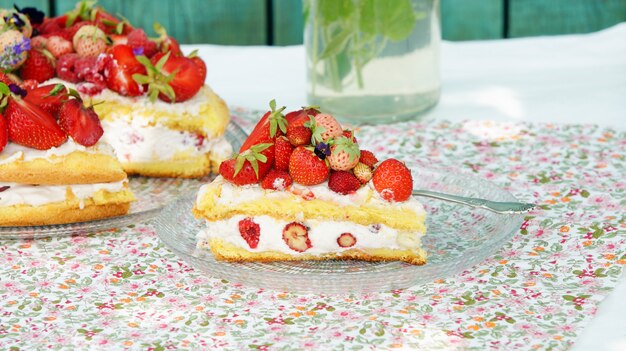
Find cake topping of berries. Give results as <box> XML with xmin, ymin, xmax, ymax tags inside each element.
<box><xmin>58</xmin><ymin>96</ymin><xmax>104</xmax><ymax>147</ymax></box>
<box><xmin>286</xmin><ymin>125</ymin><xmax>311</xmax><ymax>147</ymax></box>
<box><xmin>282</xmin><ymin>222</ymin><xmax>311</xmax><ymax>252</ymax></box>
<box><xmin>307</xmin><ymin>113</ymin><xmax>343</xmax><ymax>143</ymax></box>
<box><xmin>261</xmin><ymin>169</ymin><xmax>292</xmax><ymax>190</ymax></box>
<box><xmin>219</xmin><ymin>143</ymin><xmax>275</xmax><ymax>186</ymax></box>
<box><xmin>337</xmin><ymin>233</ymin><xmax>357</xmax><ymax>248</ymax></box>
<box><xmin>328</xmin><ymin>171</ymin><xmax>361</xmax><ymax>195</ymax></box>
<box><xmin>238</xmin><ymin>217</ymin><xmax>260</xmax><ymax>249</ymax></box>
<box><xmin>240</xmin><ymin>99</ymin><xmax>287</xmax><ymax>152</ymax></box>
<box><xmin>372</xmin><ymin>159</ymin><xmax>414</xmax><ymax>202</ymax></box>
<box><xmin>274</xmin><ymin>136</ymin><xmax>293</xmax><ymax>171</ymax></box>
<box><xmin>328</xmin><ymin>136</ymin><xmax>360</xmax><ymax>171</ymax></box>
<box><xmin>289</xmin><ymin>145</ymin><xmax>329</xmax><ymax>186</ymax></box>
<box><xmin>353</xmin><ymin>162</ymin><xmax>373</xmax><ymax>184</ymax></box>
<box><xmin>359</xmin><ymin>150</ymin><xmax>379</xmax><ymax>168</ymax></box>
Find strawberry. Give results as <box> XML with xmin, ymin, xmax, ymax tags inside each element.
<box><xmin>19</xmin><ymin>80</ymin><xmax>39</xmax><ymax>91</ymax></box>
<box><xmin>188</xmin><ymin>51</ymin><xmax>207</xmax><ymax>83</ymax></box>
<box><xmin>24</xmin><ymin>84</ymin><xmax>69</xmax><ymax>118</ymax></box>
<box><xmin>337</xmin><ymin>233</ymin><xmax>356</xmax><ymax>248</ymax></box>
<box><xmin>19</xmin><ymin>49</ymin><xmax>56</xmax><ymax>83</ymax></box>
<box><xmin>109</xmin><ymin>34</ymin><xmax>128</xmax><ymax>46</ymax></box>
<box><xmin>288</xmin><ymin>146</ymin><xmax>329</xmax><ymax>186</ymax></box>
<box><xmin>5</xmin><ymin>96</ymin><xmax>67</xmax><ymax>150</ymax></box>
<box><xmin>342</xmin><ymin>129</ymin><xmax>357</xmax><ymax>143</ymax></box>
<box><xmin>282</xmin><ymin>222</ymin><xmax>311</xmax><ymax>252</ymax></box>
<box><xmin>305</xmin><ymin>113</ymin><xmax>342</xmax><ymax>143</ymax></box>
<box><xmin>328</xmin><ymin>171</ymin><xmax>361</xmax><ymax>195</ymax></box>
<box><xmin>353</xmin><ymin>162</ymin><xmax>373</xmax><ymax>184</ymax></box>
<box><xmin>359</xmin><ymin>150</ymin><xmax>379</xmax><ymax>168</ymax></box>
<box><xmin>45</xmin><ymin>36</ymin><xmax>73</xmax><ymax>58</ymax></box>
<box><xmin>239</xmin><ymin>99</ymin><xmax>287</xmax><ymax>152</ymax></box>
<box><xmin>0</xmin><ymin>30</ymin><xmax>28</xmax><ymax>70</ymax></box>
<box><xmin>286</xmin><ymin>126</ymin><xmax>311</xmax><ymax>147</ymax></box>
<box><xmin>0</xmin><ymin>113</ymin><xmax>7</xmax><ymax>153</ymax></box>
<box><xmin>30</xmin><ymin>36</ymin><xmax>48</xmax><ymax>50</ymax></box>
<box><xmin>72</xmin><ymin>25</ymin><xmax>107</xmax><ymax>57</ymax></box>
<box><xmin>92</xmin><ymin>7</ymin><xmax>132</xmax><ymax>35</ymax></box>
<box><xmin>261</xmin><ymin>169</ymin><xmax>293</xmax><ymax>190</ymax></box>
<box><xmin>372</xmin><ymin>159</ymin><xmax>413</xmax><ymax>202</ymax></box>
<box><xmin>58</xmin><ymin>98</ymin><xmax>104</xmax><ymax>146</ymax></box>
<box><xmin>219</xmin><ymin>143</ymin><xmax>275</xmax><ymax>185</ymax></box>
<box><xmin>0</xmin><ymin>72</ymin><xmax>15</xmax><ymax>85</ymax></box>
<box><xmin>274</xmin><ymin>136</ymin><xmax>293</xmax><ymax>171</ymax></box>
<box><xmin>36</xmin><ymin>18</ymin><xmax>63</xmax><ymax>36</ymax></box>
<box><xmin>285</xmin><ymin>106</ymin><xmax>319</xmax><ymax>129</ymax></box>
<box><xmin>103</xmin><ymin>44</ymin><xmax>146</xmax><ymax>96</ymax></box>
<box><xmin>127</xmin><ymin>28</ymin><xmax>158</xmax><ymax>57</ymax></box>
<box><xmin>328</xmin><ymin>136</ymin><xmax>360</xmax><ymax>171</ymax></box>
<box><xmin>154</xmin><ymin>23</ymin><xmax>182</xmax><ymax>56</ymax></box>
<box><xmin>238</xmin><ymin>217</ymin><xmax>260</xmax><ymax>249</ymax></box>
<box><xmin>133</xmin><ymin>52</ymin><xmax>203</xmax><ymax>103</ymax></box>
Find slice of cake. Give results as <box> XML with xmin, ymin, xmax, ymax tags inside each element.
<box><xmin>193</xmin><ymin>102</ymin><xmax>427</xmax><ymax>265</ymax></box>
<box><xmin>0</xmin><ymin>82</ymin><xmax>134</xmax><ymax>226</ymax></box>
<box><xmin>3</xmin><ymin>3</ymin><xmax>231</xmax><ymax>178</ymax></box>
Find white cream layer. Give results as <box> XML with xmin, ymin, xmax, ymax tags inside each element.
<box><xmin>100</xmin><ymin>118</ymin><xmax>232</xmax><ymax>163</ymax></box>
<box><xmin>0</xmin><ymin>180</ymin><xmax>127</xmax><ymax>207</ymax></box>
<box><xmin>0</xmin><ymin>140</ymin><xmax>115</xmax><ymax>165</ymax></box>
<box><xmin>198</xmin><ymin>215</ymin><xmax>425</xmax><ymax>255</ymax></box>
<box><xmin>197</xmin><ymin>176</ymin><xmax>426</xmax><ymax>213</ymax></box>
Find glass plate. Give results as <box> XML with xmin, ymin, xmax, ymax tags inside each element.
<box><xmin>0</xmin><ymin>122</ymin><xmax>247</xmax><ymax>240</ymax></box>
<box><xmin>153</xmin><ymin>168</ymin><xmax>524</xmax><ymax>294</ymax></box>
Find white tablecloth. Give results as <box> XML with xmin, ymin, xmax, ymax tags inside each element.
<box><xmin>184</xmin><ymin>23</ymin><xmax>626</xmax><ymax>351</ymax></box>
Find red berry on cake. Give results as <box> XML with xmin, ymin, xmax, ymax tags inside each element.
<box><xmin>372</xmin><ymin>159</ymin><xmax>414</xmax><ymax>202</ymax></box>
<box><xmin>285</xmin><ymin>106</ymin><xmax>319</xmax><ymax>126</ymax></box>
<box><xmin>342</xmin><ymin>129</ymin><xmax>357</xmax><ymax>143</ymax></box>
<box><xmin>261</xmin><ymin>169</ymin><xmax>293</xmax><ymax>190</ymax></box>
<box><xmin>103</xmin><ymin>44</ymin><xmax>146</xmax><ymax>96</ymax></box>
<box><xmin>0</xmin><ymin>113</ymin><xmax>7</xmax><ymax>153</ymax></box>
<box><xmin>154</xmin><ymin>23</ymin><xmax>183</xmax><ymax>56</ymax></box>
<box><xmin>127</xmin><ymin>28</ymin><xmax>158</xmax><ymax>57</ymax></box>
<box><xmin>274</xmin><ymin>136</ymin><xmax>293</xmax><ymax>171</ymax></box>
<box><xmin>58</xmin><ymin>98</ymin><xmax>104</xmax><ymax>147</ymax></box>
<box><xmin>337</xmin><ymin>233</ymin><xmax>357</xmax><ymax>248</ymax></box>
<box><xmin>56</xmin><ymin>53</ymin><xmax>81</xmax><ymax>82</ymax></box>
<box><xmin>288</xmin><ymin>146</ymin><xmax>329</xmax><ymax>186</ymax></box>
<box><xmin>188</xmin><ymin>51</ymin><xmax>207</xmax><ymax>83</ymax></box>
<box><xmin>24</xmin><ymin>84</ymin><xmax>69</xmax><ymax>117</ymax></box>
<box><xmin>353</xmin><ymin>162</ymin><xmax>373</xmax><ymax>184</ymax></box>
<box><xmin>328</xmin><ymin>171</ymin><xmax>361</xmax><ymax>195</ymax></box>
<box><xmin>219</xmin><ymin>143</ymin><xmax>275</xmax><ymax>185</ymax></box>
<box><xmin>19</xmin><ymin>49</ymin><xmax>56</xmax><ymax>83</ymax></box>
<box><xmin>286</xmin><ymin>126</ymin><xmax>312</xmax><ymax>147</ymax></box>
<box><xmin>239</xmin><ymin>99</ymin><xmax>287</xmax><ymax>152</ymax></box>
<box><xmin>45</xmin><ymin>36</ymin><xmax>73</xmax><ymax>58</ymax></box>
<box><xmin>72</xmin><ymin>25</ymin><xmax>107</xmax><ymax>57</ymax></box>
<box><xmin>238</xmin><ymin>217</ymin><xmax>260</xmax><ymax>249</ymax></box>
<box><xmin>328</xmin><ymin>136</ymin><xmax>360</xmax><ymax>171</ymax></box>
<box><xmin>4</xmin><ymin>95</ymin><xmax>67</xmax><ymax>150</ymax></box>
<box><xmin>282</xmin><ymin>222</ymin><xmax>311</xmax><ymax>252</ymax></box>
<box><xmin>359</xmin><ymin>150</ymin><xmax>379</xmax><ymax>168</ymax></box>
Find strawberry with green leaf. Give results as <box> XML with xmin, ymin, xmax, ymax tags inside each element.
<box><xmin>239</xmin><ymin>99</ymin><xmax>287</xmax><ymax>152</ymax></box>
<box><xmin>219</xmin><ymin>143</ymin><xmax>275</xmax><ymax>185</ymax></box>
<box><xmin>328</xmin><ymin>135</ymin><xmax>360</xmax><ymax>171</ymax></box>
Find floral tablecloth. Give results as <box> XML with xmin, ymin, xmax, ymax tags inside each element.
<box><xmin>1</xmin><ymin>109</ymin><xmax>625</xmax><ymax>350</ymax></box>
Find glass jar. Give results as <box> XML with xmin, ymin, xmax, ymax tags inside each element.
<box><xmin>304</xmin><ymin>0</ymin><xmax>441</xmax><ymax>125</ymax></box>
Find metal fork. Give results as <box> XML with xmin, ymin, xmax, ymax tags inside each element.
<box><xmin>413</xmin><ymin>190</ymin><xmax>537</xmax><ymax>214</ymax></box>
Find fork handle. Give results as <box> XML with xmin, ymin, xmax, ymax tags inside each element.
<box><xmin>412</xmin><ymin>190</ymin><xmax>536</xmax><ymax>214</ymax></box>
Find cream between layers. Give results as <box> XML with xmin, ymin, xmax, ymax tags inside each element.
<box><xmin>100</xmin><ymin>117</ymin><xmax>232</xmax><ymax>164</ymax></box>
<box><xmin>0</xmin><ymin>140</ymin><xmax>114</xmax><ymax>165</ymax></box>
<box><xmin>0</xmin><ymin>180</ymin><xmax>127</xmax><ymax>207</ymax></box>
<box><xmin>198</xmin><ymin>215</ymin><xmax>424</xmax><ymax>255</ymax></box>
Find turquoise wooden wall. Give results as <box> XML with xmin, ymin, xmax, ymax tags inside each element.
<box><xmin>2</xmin><ymin>0</ymin><xmax>625</xmax><ymax>44</ymax></box>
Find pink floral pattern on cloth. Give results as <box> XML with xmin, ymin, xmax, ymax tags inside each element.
<box><xmin>1</xmin><ymin>107</ymin><xmax>625</xmax><ymax>351</ymax></box>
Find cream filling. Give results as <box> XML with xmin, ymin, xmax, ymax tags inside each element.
<box><xmin>0</xmin><ymin>180</ymin><xmax>127</xmax><ymax>208</ymax></box>
<box><xmin>198</xmin><ymin>215</ymin><xmax>425</xmax><ymax>255</ymax></box>
<box><xmin>197</xmin><ymin>176</ymin><xmax>425</xmax><ymax>212</ymax></box>
<box><xmin>0</xmin><ymin>140</ymin><xmax>115</xmax><ymax>165</ymax></box>
<box><xmin>100</xmin><ymin>118</ymin><xmax>232</xmax><ymax>164</ymax></box>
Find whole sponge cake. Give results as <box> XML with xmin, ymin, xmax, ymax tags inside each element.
<box><xmin>193</xmin><ymin>102</ymin><xmax>427</xmax><ymax>265</ymax></box>
<box><xmin>3</xmin><ymin>3</ymin><xmax>231</xmax><ymax>178</ymax></box>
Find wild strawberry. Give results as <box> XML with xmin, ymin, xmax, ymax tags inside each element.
<box><xmin>328</xmin><ymin>171</ymin><xmax>361</xmax><ymax>195</ymax></box>
<box><xmin>66</xmin><ymin>21</ymin><xmax>106</xmax><ymax>43</ymax></box>
<box><xmin>328</xmin><ymin>136</ymin><xmax>360</xmax><ymax>171</ymax></box>
<box><xmin>261</xmin><ymin>169</ymin><xmax>292</xmax><ymax>190</ymax></box>
<box><xmin>72</xmin><ymin>25</ymin><xmax>107</xmax><ymax>57</ymax></box>
<box><xmin>305</xmin><ymin>113</ymin><xmax>342</xmax><ymax>143</ymax></box>
<box><xmin>5</xmin><ymin>94</ymin><xmax>67</xmax><ymax>150</ymax></box>
<box><xmin>289</xmin><ymin>146</ymin><xmax>329</xmax><ymax>186</ymax></box>
<box><xmin>337</xmin><ymin>233</ymin><xmax>356</xmax><ymax>248</ymax></box>
<box><xmin>274</xmin><ymin>136</ymin><xmax>293</xmax><ymax>171</ymax></box>
<box><xmin>133</xmin><ymin>52</ymin><xmax>204</xmax><ymax>103</ymax></box>
<box><xmin>56</xmin><ymin>53</ymin><xmax>81</xmax><ymax>82</ymax></box>
<box><xmin>45</xmin><ymin>36</ymin><xmax>73</xmax><ymax>58</ymax></box>
<box><xmin>30</xmin><ymin>36</ymin><xmax>48</xmax><ymax>50</ymax></box>
<box><xmin>0</xmin><ymin>30</ymin><xmax>28</xmax><ymax>70</ymax></box>
<box><xmin>127</xmin><ymin>28</ymin><xmax>158</xmax><ymax>57</ymax></box>
<box><xmin>238</xmin><ymin>217</ymin><xmax>260</xmax><ymax>249</ymax></box>
<box><xmin>0</xmin><ymin>113</ymin><xmax>7</xmax><ymax>153</ymax></box>
<box><xmin>24</xmin><ymin>84</ymin><xmax>69</xmax><ymax>118</ymax></box>
<box><xmin>359</xmin><ymin>150</ymin><xmax>379</xmax><ymax>168</ymax></box>
<box><xmin>353</xmin><ymin>162</ymin><xmax>373</xmax><ymax>184</ymax></box>
<box><xmin>58</xmin><ymin>98</ymin><xmax>104</xmax><ymax>146</ymax></box>
<box><xmin>286</xmin><ymin>126</ymin><xmax>311</xmax><ymax>147</ymax></box>
<box><xmin>342</xmin><ymin>129</ymin><xmax>357</xmax><ymax>143</ymax></box>
<box><xmin>103</xmin><ymin>44</ymin><xmax>146</xmax><ymax>96</ymax></box>
<box><xmin>219</xmin><ymin>143</ymin><xmax>275</xmax><ymax>185</ymax></box>
<box><xmin>239</xmin><ymin>99</ymin><xmax>286</xmax><ymax>152</ymax></box>
<box><xmin>282</xmin><ymin>222</ymin><xmax>311</xmax><ymax>252</ymax></box>
<box><xmin>372</xmin><ymin>159</ymin><xmax>413</xmax><ymax>202</ymax></box>
<box><xmin>19</xmin><ymin>49</ymin><xmax>56</xmax><ymax>83</ymax></box>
